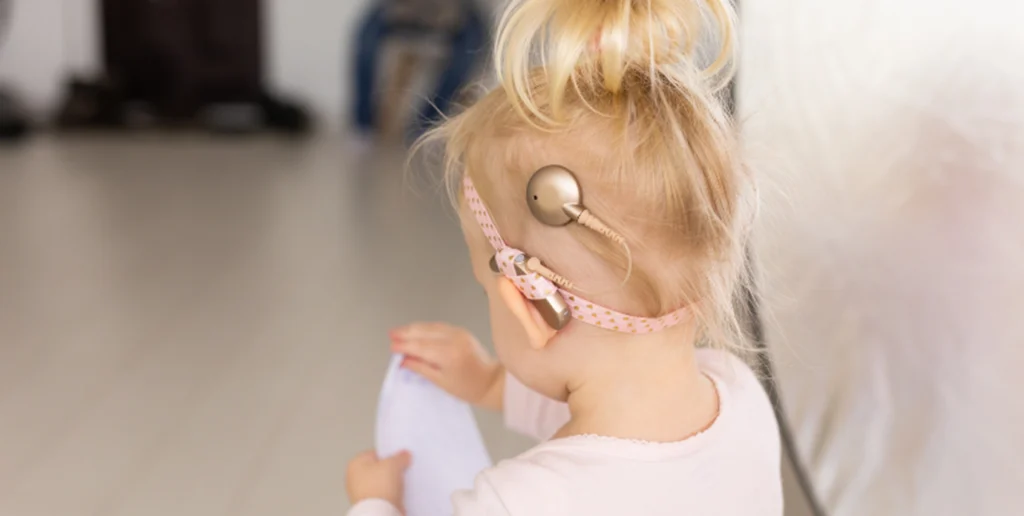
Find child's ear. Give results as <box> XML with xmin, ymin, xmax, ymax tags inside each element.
<box><xmin>496</xmin><ymin>277</ymin><xmax>558</xmax><ymax>349</ymax></box>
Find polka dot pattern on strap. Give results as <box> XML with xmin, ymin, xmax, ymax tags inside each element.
<box><xmin>464</xmin><ymin>177</ymin><xmax>689</xmax><ymax>334</ymax></box>
<box><xmin>493</xmin><ymin>247</ymin><xmax>558</xmax><ymax>300</ymax></box>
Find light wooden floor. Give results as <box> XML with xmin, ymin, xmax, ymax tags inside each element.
<box><xmin>0</xmin><ymin>136</ymin><xmax>529</xmax><ymax>516</ymax></box>
<box><xmin>0</xmin><ymin>136</ymin><xmax>812</xmax><ymax>516</ymax></box>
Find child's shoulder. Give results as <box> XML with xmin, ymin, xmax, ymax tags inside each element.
<box><xmin>696</xmin><ymin>347</ymin><xmax>778</xmax><ymax>430</ymax></box>
<box><xmin>465</xmin><ymin>349</ymin><xmax>783</xmax><ymax>514</ymax></box>
<box><xmin>696</xmin><ymin>347</ymin><xmax>781</xmax><ymax>478</ymax></box>
<box><xmin>697</xmin><ymin>348</ymin><xmax>771</xmax><ymax>409</ymax></box>
<box><xmin>695</xmin><ymin>347</ymin><xmax>760</xmax><ymax>379</ymax></box>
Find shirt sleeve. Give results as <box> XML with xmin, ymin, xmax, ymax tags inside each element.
<box><xmin>451</xmin><ymin>474</ymin><xmax>512</xmax><ymax>515</ymax></box>
<box><xmin>503</xmin><ymin>372</ymin><xmax>570</xmax><ymax>442</ymax></box>
<box><xmin>453</xmin><ymin>464</ymin><xmax>568</xmax><ymax>516</ymax></box>
<box><xmin>346</xmin><ymin>499</ymin><xmax>402</xmax><ymax>516</ymax></box>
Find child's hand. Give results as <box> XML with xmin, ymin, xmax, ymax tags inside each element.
<box><xmin>390</xmin><ymin>323</ymin><xmax>505</xmax><ymax>411</ymax></box>
<box><xmin>346</xmin><ymin>450</ymin><xmax>410</xmax><ymax>509</ymax></box>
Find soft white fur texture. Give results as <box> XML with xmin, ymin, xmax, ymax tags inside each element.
<box><xmin>741</xmin><ymin>1</ymin><xmax>1024</xmax><ymax>514</ymax></box>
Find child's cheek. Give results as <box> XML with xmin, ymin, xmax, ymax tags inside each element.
<box><xmin>458</xmin><ymin>220</ymin><xmax>493</xmax><ymax>285</ymax></box>
<box><xmin>486</xmin><ymin>288</ymin><xmax>524</xmax><ymax>363</ymax></box>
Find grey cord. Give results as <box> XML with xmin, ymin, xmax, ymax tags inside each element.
<box><xmin>742</xmin><ymin>262</ymin><xmax>828</xmax><ymax>516</ymax></box>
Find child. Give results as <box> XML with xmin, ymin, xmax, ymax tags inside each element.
<box><xmin>347</xmin><ymin>0</ymin><xmax>783</xmax><ymax>514</ymax></box>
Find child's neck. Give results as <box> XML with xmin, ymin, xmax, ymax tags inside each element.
<box><xmin>554</xmin><ymin>328</ymin><xmax>719</xmax><ymax>443</ymax></box>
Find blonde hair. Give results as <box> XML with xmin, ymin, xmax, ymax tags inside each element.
<box><xmin>419</xmin><ymin>0</ymin><xmax>754</xmax><ymax>351</ymax></box>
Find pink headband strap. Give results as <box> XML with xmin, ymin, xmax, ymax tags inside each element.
<box><xmin>464</xmin><ymin>177</ymin><xmax>689</xmax><ymax>334</ymax></box>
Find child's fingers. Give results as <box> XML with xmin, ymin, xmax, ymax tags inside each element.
<box><xmin>383</xmin><ymin>450</ymin><xmax>412</xmax><ymax>471</ymax></box>
<box><xmin>391</xmin><ymin>338</ymin><xmax>451</xmax><ymax>365</ymax></box>
<box><xmin>347</xmin><ymin>450</ymin><xmax>378</xmax><ymax>471</ymax></box>
<box><xmin>401</xmin><ymin>356</ymin><xmax>444</xmax><ymax>384</ymax></box>
<box><xmin>391</xmin><ymin>323</ymin><xmax>457</xmax><ymax>341</ymax></box>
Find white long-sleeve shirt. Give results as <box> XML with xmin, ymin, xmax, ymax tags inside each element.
<box><xmin>350</xmin><ymin>349</ymin><xmax>783</xmax><ymax>515</ymax></box>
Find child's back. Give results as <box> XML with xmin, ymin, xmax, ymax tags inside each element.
<box><xmin>455</xmin><ymin>349</ymin><xmax>781</xmax><ymax>515</ymax></box>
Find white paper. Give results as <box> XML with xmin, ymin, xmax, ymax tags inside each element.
<box><xmin>375</xmin><ymin>354</ymin><xmax>493</xmax><ymax>516</ymax></box>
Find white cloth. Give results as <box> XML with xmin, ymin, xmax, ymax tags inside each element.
<box><xmin>742</xmin><ymin>1</ymin><xmax>1024</xmax><ymax>514</ymax></box>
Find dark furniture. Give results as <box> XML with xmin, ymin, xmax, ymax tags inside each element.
<box><xmin>101</xmin><ymin>0</ymin><xmax>263</xmax><ymax>120</ymax></box>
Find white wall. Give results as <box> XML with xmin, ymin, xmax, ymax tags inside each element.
<box><xmin>0</xmin><ymin>0</ymin><xmax>376</xmax><ymax>128</ymax></box>
<box><xmin>0</xmin><ymin>1</ymin><xmax>95</xmax><ymax>115</ymax></box>
<box><xmin>266</xmin><ymin>0</ymin><xmax>373</xmax><ymax>128</ymax></box>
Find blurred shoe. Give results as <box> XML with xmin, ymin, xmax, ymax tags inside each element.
<box><xmin>0</xmin><ymin>87</ymin><xmax>30</xmax><ymax>141</ymax></box>
<box><xmin>259</xmin><ymin>91</ymin><xmax>312</xmax><ymax>134</ymax></box>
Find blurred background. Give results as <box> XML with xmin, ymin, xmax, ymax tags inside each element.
<box><xmin>0</xmin><ymin>1</ymin><xmax>1021</xmax><ymax>516</ymax></box>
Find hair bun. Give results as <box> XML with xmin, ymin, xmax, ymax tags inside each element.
<box><xmin>496</xmin><ymin>0</ymin><xmax>737</xmax><ymax>119</ymax></box>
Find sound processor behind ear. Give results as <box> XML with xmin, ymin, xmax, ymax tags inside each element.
<box><xmin>526</xmin><ymin>166</ymin><xmax>586</xmax><ymax>226</ymax></box>
<box><xmin>464</xmin><ymin>172</ymin><xmax>689</xmax><ymax>334</ymax></box>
